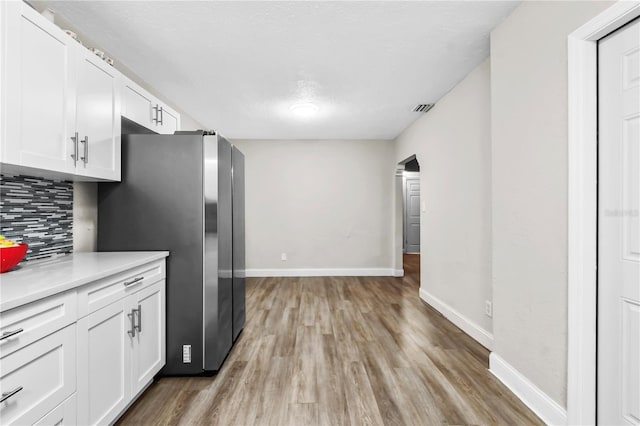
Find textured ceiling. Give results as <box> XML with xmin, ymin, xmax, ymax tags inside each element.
<box><xmin>37</xmin><ymin>1</ymin><xmax>519</xmax><ymax>140</ymax></box>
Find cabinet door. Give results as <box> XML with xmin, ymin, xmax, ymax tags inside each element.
<box><xmin>157</xmin><ymin>106</ymin><xmax>179</xmax><ymax>135</ymax></box>
<box><xmin>122</xmin><ymin>80</ymin><xmax>154</xmax><ymax>130</ymax></box>
<box><xmin>132</xmin><ymin>280</ymin><xmax>166</xmax><ymax>394</ymax></box>
<box><xmin>1</xmin><ymin>1</ymin><xmax>77</xmax><ymax>173</ymax></box>
<box><xmin>0</xmin><ymin>325</ymin><xmax>76</xmax><ymax>426</ymax></box>
<box><xmin>76</xmin><ymin>50</ymin><xmax>121</xmax><ymax>181</ymax></box>
<box><xmin>77</xmin><ymin>299</ymin><xmax>133</xmax><ymax>426</ymax></box>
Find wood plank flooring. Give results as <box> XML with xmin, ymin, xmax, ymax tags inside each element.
<box><xmin>118</xmin><ymin>254</ymin><xmax>542</xmax><ymax>425</ymax></box>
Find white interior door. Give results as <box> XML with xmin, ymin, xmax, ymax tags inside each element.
<box><xmin>598</xmin><ymin>18</ymin><xmax>640</xmax><ymax>426</ymax></box>
<box><xmin>404</xmin><ymin>175</ymin><xmax>421</xmax><ymax>253</ymax></box>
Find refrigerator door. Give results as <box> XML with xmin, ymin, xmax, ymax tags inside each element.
<box><xmin>232</xmin><ymin>145</ymin><xmax>246</xmax><ymax>341</ymax></box>
<box><xmin>98</xmin><ymin>133</ymin><xmax>204</xmax><ymax>375</ymax></box>
<box><xmin>203</xmin><ymin>135</ymin><xmax>233</xmax><ymax>371</ymax></box>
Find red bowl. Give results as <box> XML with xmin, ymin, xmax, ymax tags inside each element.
<box><xmin>0</xmin><ymin>243</ymin><xmax>28</xmax><ymax>273</ymax></box>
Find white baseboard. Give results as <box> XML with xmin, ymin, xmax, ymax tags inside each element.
<box><xmin>246</xmin><ymin>268</ymin><xmax>400</xmax><ymax>277</ymax></box>
<box><xmin>418</xmin><ymin>288</ymin><xmax>494</xmax><ymax>350</ymax></box>
<box><xmin>489</xmin><ymin>353</ymin><xmax>567</xmax><ymax>425</ymax></box>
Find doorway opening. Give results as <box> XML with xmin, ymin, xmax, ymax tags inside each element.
<box><xmin>396</xmin><ymin>155</ymin><xmax>421</xmax><ymax>287</ymax></box>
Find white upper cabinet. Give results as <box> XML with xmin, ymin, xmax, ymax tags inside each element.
<box><xmin>158</xmin><ymin>106</ymin><xmax>179</xmax><ymax>135</ymax></box>
<box><xmin>75</xmin><ymin>49</ymin><xmax>121</xmax><ymax>180</ymax></box>
<box><xmin>1</xmin><ymin>2</ymin><xmax>180</xmax><ymax>181</ymax></box>
<box><xmin>122</xmin><ymin>77</ymin><xmax>181</xmax><ymax>135</ymax></box>
<box><xmin>1</xmin><ymin>1</ymin><xmax>120</xmax><ymax>181</ymax></box>
<box><xmin>123</xmin><ymin>81</ymin><xmax>155</xmax><ymax>130</ymax></box>
<box><xmin>1</xmin><ymin>1</ymin><xmax>77</xmax><ymax>175</ymax></box>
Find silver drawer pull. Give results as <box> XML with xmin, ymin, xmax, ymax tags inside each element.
<box><xmin>123</xmin><ymin>277</ymin><xmax>144</xmax><ymax>287</ymax></box>
<box><xmin>1</xmin><ymin>386</ymin><xmax>23</xmax><ymax>403</ymax></box>
<box><xmin>0</xmin><ymin>328</ymin><xmax>24</xmax><ymax>341</ymax></box>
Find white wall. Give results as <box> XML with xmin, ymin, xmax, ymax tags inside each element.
<box><xmin>233</xmin><ymin>139</ymin><xmax>396</xmax><ymax>275</ymax></box>
<box><xmin>394</xmin><ymin>59</ymin><xmax>493</xmax><ymax>340</ymax></box>
<box><xmin>490</xmin><ymin>0</ymin><xmax>613</xmax><ymax>408</ymax></box>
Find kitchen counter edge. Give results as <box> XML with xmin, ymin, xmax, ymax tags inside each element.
<box><xmin>0</xmin><ymin>251</ymin><xmax>169</xmax><ymax>313</ymax></box>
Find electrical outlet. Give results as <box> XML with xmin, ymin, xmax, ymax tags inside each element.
<box><xmin>485</xmin><ymin>301</ymin><xmax>493</xmax><ymax>318</ymax></box>
<box><xmin>183</xmin><ymin>344</ymin><xmax>191</xmax><ymax>363</ymax></box>
<box><xmin>281</xmin><ymin>253</ymin><xmax>287</xmax><ymax>261</ymax></box>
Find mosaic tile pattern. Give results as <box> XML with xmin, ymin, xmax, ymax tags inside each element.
<box><xmin>0</xmin><ymin>174</ymin><xmax>73</xmax><ymax>261</ymax></box>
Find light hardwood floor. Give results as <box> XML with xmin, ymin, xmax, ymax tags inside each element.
<box><xmin>118</xmin><ymin>254</ymin><xmax>542</xmax><ymax>425</ymax></box>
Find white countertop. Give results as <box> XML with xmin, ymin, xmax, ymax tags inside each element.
<box><xmin>0</xmin><ymin>251</ymin><xmax>169</xmax><ymax>313</ymax></box>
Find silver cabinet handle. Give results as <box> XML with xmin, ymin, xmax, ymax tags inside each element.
<box><xmin>123</xmin><ymin>277</ymin><xmax>144</xmax><ymax>287</ymax></box>
<box><xmin>70</xmin><ymin>132</ymin><xmax>79</xmax><ymax>166</ymax></box>
<box><xmin>159</xmin><ymin>106</ymin><xmax>164</xmax><ymax>125</ymax></box>
<box><xmin>127</xmin><ymin>310</ymin><xmax>136</xmax><ymax>337</ymax></box>
<box><xmin>0</xmin><ymin>328</ymin><xmax>24</xmax><ymax>341</ymax></box>
<box><xmin>135</xmin><ymin>304</ymin><xmax>142</xmax><ymax>333</ymax></box>
<box><xmin>152</xmin><ymin>104</ymin><xmax>159</xmax><ymax>124</ymax></box>
<box><xmin>1</xmin><ymin>386</ymin><xmax>23</xmax><ymax>403</ymax></box>
<box><xmin>80</xmin><ymin>136</ymin><xmax>88</xmax><ymax>165</ymax></box>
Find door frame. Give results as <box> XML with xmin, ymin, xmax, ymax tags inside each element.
<box><xmin>394</xmin><ymin>154</ymin><xmax>419</xmax><ymax>275</ymax></box>
<box><xmin>567</xmin><ymin>2</ymin><xmax>640</xmax><ymax>424</ymax></box>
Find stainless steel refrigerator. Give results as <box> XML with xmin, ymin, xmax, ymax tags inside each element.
<box><xmin>97</xmin><ymin>128</ymin><xmax>245</xmax><ymax>375</ymax></box>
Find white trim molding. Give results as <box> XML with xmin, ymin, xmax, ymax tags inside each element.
<box><xmin>490</xmin><ymin>353</ymin><xmax>567</xmax><ymax>426</ymax></box>
<box><xmin>567</xmin><ymin>2</ymin><xmax>640</xmax><ymax>424</ymax></box>
<box><xmin>419</xmin><ymin>288</ymin><xmax>494</xmax><ymax>350</ymax></box>
<box><xmin>246</xmin><ymin>268</ymin><xmax>401</xmax><ymax>278</ymax></box>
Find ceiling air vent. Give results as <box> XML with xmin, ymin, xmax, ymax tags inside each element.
<box><xmin>413</xmin><ymin>104</ymin><xmax>434</xmax><ymax>113</ymax></box>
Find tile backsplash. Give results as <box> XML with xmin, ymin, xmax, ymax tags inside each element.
<box><xmin>0</xmin><ymin>174</ymin><xmax>73</xmax><ymax>261</ymax></box>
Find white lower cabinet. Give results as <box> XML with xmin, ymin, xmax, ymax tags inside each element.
<box><xmin>0</xmin><ymin>256</ymin><xmax>166</xmax><ymax>426</ymax></box>
<box><xmin>34</xmin><ymin>394</ymin><xmax>77</xmax><ymax>426</ymax></box>
<box><xmin>77</xmin><ymin>279</ymin><xmax>166</xmax><ymax>425</ymax></box>
<box><xmin>77</xmin><ymin>297</ymin><xmax>132</xmax><ymax>425</ymax></box>
<box><xmin>132</xmin><ymin>282</ymin><xmax>166</xmax><ymax>393</ymax></box>
<box><xmin>0</xmin><ymin>325</ymin><xmax>76</xmax><ymax>426</ymax></box>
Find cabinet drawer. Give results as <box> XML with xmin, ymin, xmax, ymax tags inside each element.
<box><xmin>0</xmin><ymin>291</ymin><xmax>76</xmax><ymax>358</ymax></box>
<box><xmin>0</xmin><ymin>325</ymin><xmax>76</xmax><ymax>426</ymax></box>
<box><xmin>77</xmin><ymin>260</ymin><xmax>165</xmax><ymax>318</ymax></box>
<box><xmin>34</xmin><ymin>393</ymin><xmax>76</xmax><ymax>426</ymax></box>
